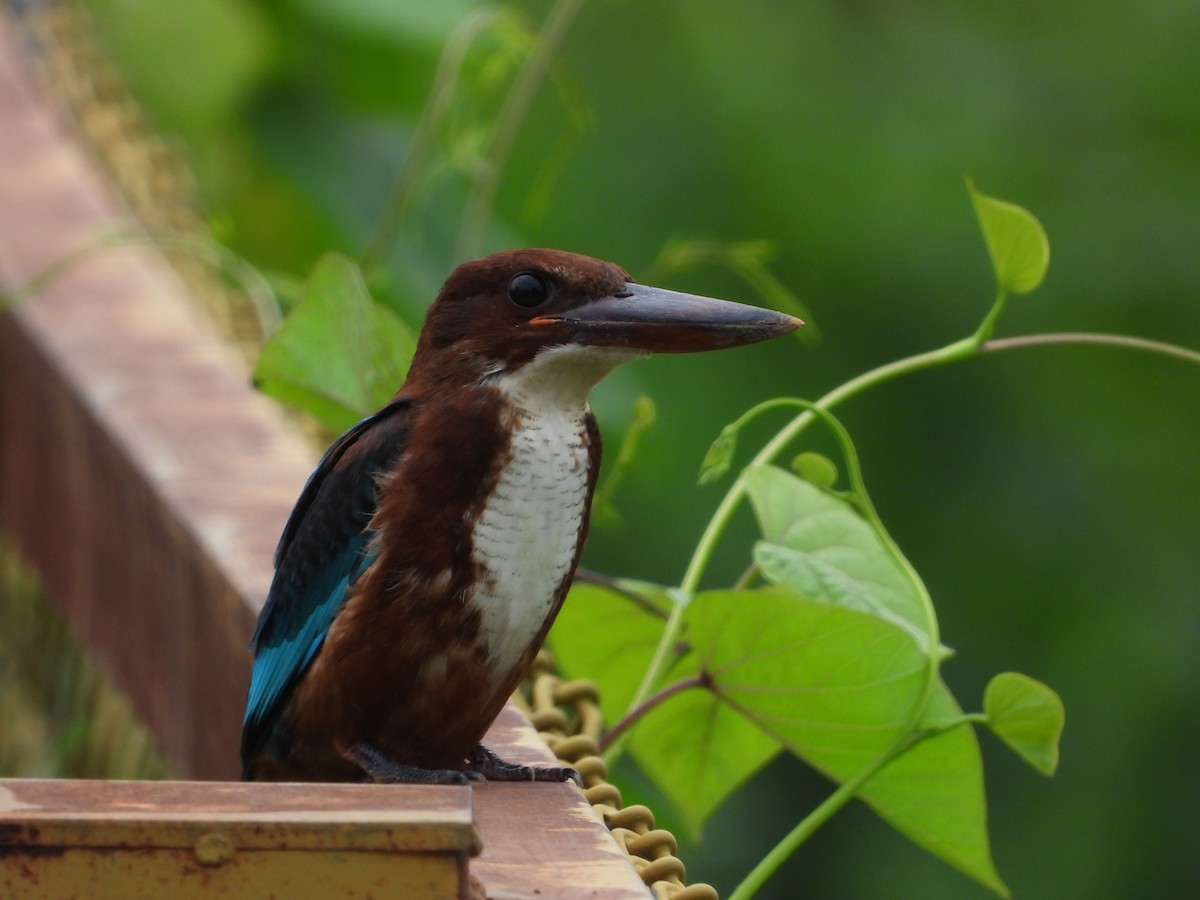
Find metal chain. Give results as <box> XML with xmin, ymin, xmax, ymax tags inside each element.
<box><xmin>517</xmin><ymin>652</ymin><xmax>719</xmax><ymax>900</ymax></box>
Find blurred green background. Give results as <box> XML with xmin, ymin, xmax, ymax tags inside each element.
<box><xmin>17</xmin><ymin>0</ymin><xmax>1200</xmax><ymax>896</ymax></box>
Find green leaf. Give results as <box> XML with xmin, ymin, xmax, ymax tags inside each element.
<box><xmin>684</xmin><ymin>589</ymin><xmax>927</xmax><ymax>774</ymax></box>
<box><xmin>865</xmin><ymin>682</ymin><xmax>1008</xmax><ymax>897</ymax></box>
<box><xmin>549</xmin><ymin>580</ymin><xmax>672</xmax><ymax>725</ymax></box>
<box><xmin>967</xmin><ymin>179</ymin><xmax>1050</xmax><ymax>295</ymax></box>
<box><xmin>984</xmin><ymin>672</ymin><xmax>1065</xmax><ymax>776</ymax></box>
<box><xmin>668</xmin><ymin>589</ymin><xmax>1005</xmax><ymax>895</ymax></box>
<box><xmin>254</xmin><ymin>253</ymin><xmax>417</xmax><ymax>433</ymax></box>
<box><xmin>745</xmin><ymin>466</ymin><xmax>932</xmax><ymax>650</ymax></box>
<box><xmin>553</xmin><ymin>580</ymin><xmax>783</xmax><ymax>834</ymax></box>
<box><xmin>628</xmin><ymin>660</ymin><xmax>782</xmax><ymax>836</ymax></box>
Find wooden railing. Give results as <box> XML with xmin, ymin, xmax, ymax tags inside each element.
<box><xmin>0</xmin><ymin>10</ymin><xmax>648</xmax><ymax>896</ymax></box>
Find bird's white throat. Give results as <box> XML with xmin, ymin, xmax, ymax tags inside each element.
<box><xmin>468</xmin><ymin>344</ymin><xmax>643</xmax><ymax>676</ymax></box>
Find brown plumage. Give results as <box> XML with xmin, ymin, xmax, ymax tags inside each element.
<box><xmin>242</xmin><ymin>249</ymin><xmax>800</xmax><ymax>784</ymax></box>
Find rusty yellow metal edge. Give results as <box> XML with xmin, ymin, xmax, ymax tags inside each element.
<box><xmin>0</xmin><ymin>779</ymin><xmax>481</xmax><ymax>855</ymax></box>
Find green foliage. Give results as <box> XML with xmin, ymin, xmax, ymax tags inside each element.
<box><xmin>286</xmin><ymin>0</ymin><xmax>481</xmax><ymax>46</ymax></box>
<box><xmin>984</xmin><ymin>672</ymin><xmax>1064</xmax><ymax>777</ymax></box>
<box><xmin>67</xmin><ymin>2</ymin><xmax>1200</xmax><ymax>895</ymax></box>
<box><xmin>565</xmin><ymin>463</ymin><xmax>1011</xmax><ymax>893</ymax></box>
<box><xmin>746</xmin><ymin>465</ymin><xmax>933</xmax><ymax>649</ymax></box>
<box><xmin>626</xmin><ymin>617</ymin><xmax>783</xmax><ymax>836</ymax></box>
<box><xmin>967</xmin><ymin>179</ymin><xmax>1051</xmax><ymax>296</ymax></box>
<box><xmin>90</xmin><ymin>0</ymin><xmax>274</xmax><ymax>135</ymax></box>
<box><xmin>557</xmin><ymin>188</ymin><xmax>1095</xmax><ymax>897</ymax></box>
<box><xmin>0</xmin><ymin>550</ymin><xmax>170</xmax><ymax>780</ymax></box>
<box><xmin>648</xmin><ymin>238</ymin><xmax>818</xmax><ymax>344</ymax></box>
<box><xmin>550</xmin><ymin>579</ymin><xmax>670</xmax><ymax>724</ymax></box>
<box><xmin>254</xmin><ymin>253</ymin><xmax>416</xmax><ymax>432</ymax></box>
<box><xmin>860</xmin><ymin>682</ymin><xmax>1003</xmax><ymax>895</ymax></box>
<box><xmin>696</xmin><ymin>590</ymin><xmax>1000</xmax><ymax>892</ymax></box>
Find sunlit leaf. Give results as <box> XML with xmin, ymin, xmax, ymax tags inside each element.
<box><xmin>254</xmin><ymin>253</ymin><xmax>416</xmax><ymax>433</ymax></box>
<box><xmin>864</xmin><ymin>681</ymin><xmax>1008</xmax><ymax>897</ymax></box>
<box><xmin>684</xmin><ymin>589</ymin><xmax>927</xmax><ymax>775</ymax></box>
<box><xmin>657</xmin><ymin>588</ymin><xmax>1005</xmax><ymax>895</ymax></box>
<box><xmin>745</xmin><ymin>466</ymin><xmax>932</xmax><ymax>649</ymax></box>
<box><xmin>967</xmin><ymin>179</ymin><xmax>1050</xmax><ymax>295</ymax></box>
<box><xmin>549</xmin><ymin>580</ymin><xmax>672</xmax><ymax>725</ymax></box>
<box><xmin>984</xmin><ymin>672</ymin><xmax>1064</xmax><ymax>776</ymax></box>
<box><xmin>628</xmin><ymin>658</ymin><xmax>782</xmax><ymax>836</ymax></box>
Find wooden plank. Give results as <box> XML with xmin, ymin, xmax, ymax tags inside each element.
<box><xmin>0</xmin><ymin>11</ymin><xmax>648</xmax><ymax>896</ymax></box>
<box><xmin>473</xmin><ymin>707</ymin><xmax>651</xmax><ymax>898</ymax></box>
<box><xmin>0</xmin><ymin>8</ymin><xmax>312</xmax><ymax>781</ymax></box>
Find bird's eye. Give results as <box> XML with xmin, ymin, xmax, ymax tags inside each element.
<box><xmin>508</xmin><ymin>272</ymin><xmax>550</xmax><ymax>308</ymax></box>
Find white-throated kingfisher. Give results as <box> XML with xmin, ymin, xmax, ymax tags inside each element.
<box><xmin>241</xmin><ymin>248</ymin><xmax>800</xmax><ymax>784</ymax></box>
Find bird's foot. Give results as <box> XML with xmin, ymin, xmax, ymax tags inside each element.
<box><xmin>467</xmin><ymin>744</ymin><xmax>582</xmax><ymax>786</ymax></box>
<box><xmin>345</xmin><ymin>742</ymin><xmax>485</xmax><ymax>785</ymax></box>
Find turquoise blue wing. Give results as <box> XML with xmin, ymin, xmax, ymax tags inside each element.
<box><xmin>240</xmin><ymin>399</ymin><xmax>410</xmax><ymax>775</ymax></box>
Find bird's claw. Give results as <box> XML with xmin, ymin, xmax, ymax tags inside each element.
<box><xmin>346</xmin><ymin>742</ymin><xmax>485</xmax><ymax>785</ymax></box>
<box><xmin>467</xmin><ymin>744</ymin><xmax>582</xmax><ymax>785</ymax></box>
<box><xmin>343</xmin><ymin>742</ymin><xmax>580</xmax><ymax>786</ymax></box>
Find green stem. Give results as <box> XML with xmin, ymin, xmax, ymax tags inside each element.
<box><xmin>0</xmin><ymin>232</ymin><xmax>120</xmax><ymax>310</ymax></box>
<box><xmin>801</xmin><ymin>402</ymin><xmax>942</xmax><ymax>692</ymax></box>
<box><xmin>625</xmin><ymin>320</ymin><xmax>1200</xmax><ymax>725</ymax></box>
<box><xmin>729</xmin><ymin>710</ymin><xmax>989</xmax><ymax>900</ymax></box>
<box><xmin>598</xmin><ymin>674</ymin><xmax>707</xmax><ymax>753</ymax></box>
<box><xmin>133</xmin><ymin>231</ymin><xmax>282</xmax><ymax>338</ymax></box>
<box><xmin>455</xmin><ymin>0</ymin><xmax>586</xmax><ymax>261</ymax></box>
<box><xmin>684</xmin><ymin>335</ymin><xmax>977</xmax><ymax>591</ymax></box>
<box><xmin>620</xmin><ymin>335</ymin><xmax>977</xmax><ymax>725</ymax></box>
<box><xmin>982</xmin><ymin>331</ymin><xmax>1200</xmax><ymax>366</ymax></box>
<box><xmin>361</xmin><ymin>10</ymin><xmax>497</xmax><ymax>276</ymax></box>
<box><xmin>618</xmin><ymin>598</ymin><xmax>688</xmax><ymax>759</ymax></box>
<box><xmin>728</xmin><ymin>731</ymin><xmax>916</xmax><ymax>900</ymax></box>
<box><xmin>971</xmin><ymin>289</ymin><xmax>1008</xmax><ymax>345</ymax></box>
<box><xmin>662</xmin><ymin>397</ymin><xmax>943</xmax><ymax>707</ymax></box>
<box><xmin>591</xmin><ymin>397</ymin><xmax>655</xmax><ymax>523</ymax></box>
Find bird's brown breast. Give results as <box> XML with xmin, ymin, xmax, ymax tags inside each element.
<box><xmin>284</xmin><ymin>379</ymin><xmax>599</xmax><ymax>774</ymax></box>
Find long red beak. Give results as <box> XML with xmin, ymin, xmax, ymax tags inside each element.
<box><xmin>532</xmin><ymin>282</ymin><xmax>802</xmax><ymax>353</ymax></box>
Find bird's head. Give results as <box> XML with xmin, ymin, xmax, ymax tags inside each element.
<box><xmin>403</xmin><ymin>248</ymin><xmax>801</xmax><ymax>398</ymax></box>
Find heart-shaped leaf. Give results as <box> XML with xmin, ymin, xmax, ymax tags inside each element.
<box><xmin>628</xmin><ymin>656</ymin><xmax>783</xmax><ymax>836</ymax></box>
<box><xmin>549</xmin><ymin>579</ymin><xmax>673</xmax><ymax>725</ymax></box>
<box><xmin>968</xmin><ymin>179</ymin><xmax>1050</xmax><ymax>295</ymax></box>
<box><xmin>984</xmin><ymin>671</ymin><xmax>1064</xmax><ymax>776</ymax></box>
<box><xmin>745</xmin><ymin>466</ymin><xmax>932</xmax><ymax>650</ymax></box>
<box><xmin>652</xmin><ymin>588</ymin><xmax>1006</xmax><ymax>895</ymax></box>
<box><xmin>254</xmin><ymin>253</ymin><xmax>416</xmax><ymax>432</ymax></box>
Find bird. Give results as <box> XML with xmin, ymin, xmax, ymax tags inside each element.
<box><xmin>240</xmin><ymin>248</ymin><xmax>801</xmax><ymax>784</ymax></box>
